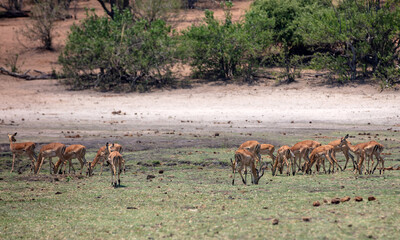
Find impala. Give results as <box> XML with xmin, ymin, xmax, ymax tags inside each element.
<box><xmin>238</xmin><ymin>141</ymin><xmax>262</xmax><ymax>163</ymax></box>
<box><xmin>106</xmin><ymin>143</ymin><xmax>125</xmax><ymax>188</ymax></box>
<box><xmin>272</xmin><ymin>145</ymin><xmax>295</xmax><ymax>176</ymax></box>
<box><xmin>53</xmin><ymin>144</ymin><xmax>87</xmax><ymax>174</ymax></box>
<box><xmin>290</xmin><ymin>140</ymin><xmax>321</xmax><ymax>172</ymax></box>
<box><xmin>328</xmin><ymin>138</ymin><xmax>355</xmax><ymax>170</ymax></box>
<box><xmin>34</xmin><ymin>143</ymin><xmax>66</xmax><ymax>174</ymax></box>
<box><xmin>304</xmin><ymin>145</ymin><xmax>343</xmax><ymax>174</ymax></box>
<box><xmin>362</xmin><ymin>141</ymin><xmax>385</xmax><ymax>174</ymax></box>
<box><xmin>231</xmin><ymin>148</ymin><xmax>265</xmax><ymax>185</ymax></box>
<box><xmin>339</xmin><ymin>135</ymin><xmax>379</xmax><ymax>174</ymax></box>
<box><xmin>87</xmin><ymin>143</ymin><xmax>122</xmax><ymax>176</ymax></box>
<box><xmin>260</xmin><ymin>143</ymin><xmax>276</xmax><ymax>167</ymax></box>
<box><xmin>7</xmin><ymin>133</ymin><xmax>37</xmax><ymax>173</ymax></box>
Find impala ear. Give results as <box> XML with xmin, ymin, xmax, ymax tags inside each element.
<box><xmin>13</xmin><ymin>132</ymin><xmax>17</xmax><ymax>136</ymax></box>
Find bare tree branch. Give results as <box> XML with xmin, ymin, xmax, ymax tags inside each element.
<box><xmin>0</xmin><ymin>67</ymin><xmax>58</xmax><ymax>80</ymax></box>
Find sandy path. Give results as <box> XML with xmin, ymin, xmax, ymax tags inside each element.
<box><xmin>1</xmin><ymin>75</ymin><xmax>399</xmax><ymax>145</ymax></box>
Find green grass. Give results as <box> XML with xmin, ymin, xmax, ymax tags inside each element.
<box><xmin>1</xmin><ymin>137</ymin><xmax>400</xmax><ymax>239</ymax></box>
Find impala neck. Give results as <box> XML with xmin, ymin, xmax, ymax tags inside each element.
<box><xmin>344</xmin><ymin>141</ymin><xmax>357</xmax><ymax>152</ymax></box>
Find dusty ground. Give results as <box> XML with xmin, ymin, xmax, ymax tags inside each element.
<box><xmin>0</xmin><ymin>0</ymin><xmax>399</xmax><ymax>151</ymax></box>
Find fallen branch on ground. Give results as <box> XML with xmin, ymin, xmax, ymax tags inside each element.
<box><xmin>0</xmin><ymin>67</ymin><xmax>59</xmax><ymax>80</ymax></box>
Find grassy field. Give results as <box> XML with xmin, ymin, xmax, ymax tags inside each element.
<box><xmin>1</xmin><ymin>132</ymin><xmax>400</xmax><ymax>239</ymax></box>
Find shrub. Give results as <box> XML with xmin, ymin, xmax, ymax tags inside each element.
<box><xmin>59</xmin><ymin>9</ymin><xmax>177</xmax><ymax>91</ymax></box>
<box><xmin>20</xmin><ymin>0</ymin><xmax>60</xmax><ymax>50</ymax></box>
<box><xmin>182</xmin><ymin>1</ymin><xmax>267</xmax><ymax>81</ymax></box>
<box><xmin>245</xmin><ymin>0</ymin><xmax>329</xmax><ymax>83</ymax></box>
<box><xmin>299</xmin><ymin>0</ymin><xmax>400</xmax><ymax>87</ymax></box>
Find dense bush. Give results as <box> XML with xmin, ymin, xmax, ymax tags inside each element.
<box><xmin>245</xmin><ymin>0</ymin><xmax>330</xmax><ymax>83</ymax></box>
<box><xmin>59</xmin><ymin>9</ymin><xmax>177</xmax><ymax>91</ymax></box>
<box><xmin>299</xmin><ymin>0</ymin><xmax>400</xmax><ymax>86</ymax></box>
<box><xmin>182</xmin><ymin>2</ymin><xmax>268</xmax><ymax>81</ymax></box>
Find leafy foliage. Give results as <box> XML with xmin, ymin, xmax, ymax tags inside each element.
<box><xmin>59</xmin><ymin>9</ymin><xmax>177</xmax><ymax>91</ymax></box>
<box><xmin>299</xmin><ymin>0</ymin><xmax>400</xmax><ymax>86</ymax></box>
<box><xmin>245</xmin><ymin>0</ymin><xmax>330</xmax><ymax>83</ymax></box>
<box><xmin>182</xmin><ymin>2</ymin><xmax>269</xmax><ymax>81</ymax></box>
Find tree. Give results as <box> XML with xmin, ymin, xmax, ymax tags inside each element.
<box><xmin>97</xmin><ymin>0</ymin><xmax>130</xmax><ymax>19</ymax></box>
<box><xmin>20</xmin><ymin>0</ymin><xmax>59</xmax><ymax>50</ymax></box>
<box><xmin>59</xmin><ymin>9</ymin><xmax>178</xmax><ymax>91</ymax></box>
<box><xmin>299</xmin><ymin>0</ymin><xmax>400</xmax><ymax>86</ymax></box>
<box><xmin>245</xmin><ymin>0</ymin><xmax>330</xmax><ymax>83</ymax></box>
<box><xmin>182</xmin><ymin>1</ymin><xmax>268</xmax><ymax>81</ymax></box>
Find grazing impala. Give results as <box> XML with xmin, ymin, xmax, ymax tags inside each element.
<box><xmin>231</xmin><ymin>148</ymin><xmax>265</xmax><ymax>185</ymax></box>
<box><xmin>239</xmin><ymin>141</ymin><xmax>262</xmax><ymax>163</ymax></box>
<box><xmin>53</xmin><ymin>144</ymin><xmax>87</xmax><ymax>174</ymax></box>
<box><xmin>106</xmin><ymin>143</ymin><xmax>125</xmax><ymax>188</ymax></box>
<box><xmin>339</xmin><ymin>135</ymin><xmax>380</xmax><ymax>174</ymax></box>
<box><xmin>87</xmin><ymin>143</ymin><xmax>122</xmax><ymax>176</ymax></box>
<box><xmin>34</xmin><ymin>143</ymin><xmax>66</xmax><ymax>174</ymax></box>
<box><xmin>328</xmin><ymin>138</ymin><xmax>355</xmax><ymax>170</ymax></box>
<box><xmin>272</xmin><ymin>146</ymin><xmax>295</xmax><ymax>176</ymax></box>
<box><xmin>290</xmin><ymin>140</ymin><xmax>321</xmax><ymax>172</ymax></box>
<box><xmin>362</xmin><ymin>141</ymin><xmax>385</xmax><ymax>174</ymax></box>
<box><xmin>260</xmin><ymin>143</ymin><xmax>276</xmax><ymax>166</ymax></box>
<box><xmin>304</xmin><ymin>145</ymin><xmax>343</xmax><ymax>174</ymax></box>
<box><xmin>7</xmin><ymin>133</ymin><xmax>37</xmax><ymax>173</ymax></box>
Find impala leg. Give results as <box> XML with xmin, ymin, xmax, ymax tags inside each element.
<box><xmin>37</xmin><ymin>157</ymin><xmax>44</xmax><ymax>174</ymax></box>
<box><xmin>78</xmin><ymin>158</ymin><xmax>84</xmax><ymax>175</ymax></box>
<box><xmin>10</xmin><ymin>154</ymin><xmax>16</xmax><ymax>173</ymax></box>
<box><xmin>272</xmin><ymin>155</ymin><xmax>280</xmax><ymax>176</ymax></box>
<box><xmin>284</xmin><ymin>157</ymin><xmax>290</xmax><ymax>176</ymax></box>
<box><xmin>69</xmin><ymin>159</ymin><xmax>76</xmax><ymax>174</ymax></box>
<box><xmin>29</xmin><ymin>154</ymin><xmax>36</xmax><ymax>173</ymax></box>
<box><xmin>342</xmin><ymin>149</ymin><xmax>351</xmax><ymax>170</ymax></box>
<box><xmin>110</xmin><ymin>165</ymin><xmax>114</xmax><ymax>187</ymax></box>
<box><xmin>118</xmin><ymin>161</ymin><xmax>122</xmax><ymax>186</ymax></box>
<box><xmin>357</xmin><ymin>155</ymin><xmax>364</xmax><ymax>175</ymax></box>
<box><xmin>99</xmin><ymin>158</ymin><xmax>105</xmax><ymax>176</ymax></box>
<box><xmin>291</xmin><ymin>157</ymin><xmax>295</xmax><ymax>176</ymax></box>
<box><xmin>238</xmin><ymin>165</ymin><xmax>246</xmax><ymax>185</ymax></box>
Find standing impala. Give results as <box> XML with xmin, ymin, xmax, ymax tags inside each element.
<box><xmin>304</xmin><ymin>145</ymin><xmax>343</xmax><ymax>174</ymax></box>
<box><xmin>260</xmin><ymin>143</ymin><xmax>276</xmax><ymax>166</ymax></box>
<box><xmin>34</xmin><ymin>143</ymin><xmax>66</xmax><ymax>174</ymax></box>
<box><xmin>339</xmin><ymin>135</ymin><xmax>381</xmax><ymax>174</ymax></box>
<box><xmin>362</xmin><ymin>140</ymin><xmax>385</xmax><ymax>174</ymax></box>
<box><xmin>53</xmin><ymin>144</ymin><xmax>87</xmax><ymax>174</ymax></box>
<box><xmin>7</xmin><ymin>133</ymin><xmax>37</xmax><ymax>173</ymax></box>
<box><xmin>87</xmin><ymin>143</ymin><xmax>122</xmax><ymax>176</ymax></box>
<box><xmin>239</xmin><ymin>141</ymin><xmax>262</xmax><ymax>163</ymax></box>
<box><xmin>106</xmin><ymin>143</ymin><xmax>125</xmax><ymax>188</ymax></box>
<box><xmin>328</xmin><ymin>138</ymin><xmax>355</xmax><ymax>170</ymax></box>
<box><xmin>231</xmin><ymin>148</ymin><xmax>265</xmax><ymax>185</ymax></box>
<box><xmin>290</xmin><ymin>140</ymin><xmax>321</xmax><ymax>172</ymax></box>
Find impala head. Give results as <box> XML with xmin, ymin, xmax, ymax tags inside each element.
<box><xmin>8</xmin><ymin>132</ymin><xmax>17</xmax><ymax>142</ymax></box>
<box><xmin>340</xmin><ymin>134</ymin><xmax>350</xmax><ymax>146</ymax></box>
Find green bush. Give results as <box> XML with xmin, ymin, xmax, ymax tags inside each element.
<box><xmin>299</xmin><ymin>0</ymin><xmax>400</xmax><ymax>86</ymax></box>
<box><xmin>182</xmin><ymin>2</ymin><xmax>267</xmax><ymax>81</ymax></box>
<box><xmin>245</xmin><ymin>0</ymin><xmax>330</xmax><ymax>83</ymax></box>
<box><xmin>59</xmin><ymin>9</ymin><xmax>177</xmax><ymax>92</ymax></box>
